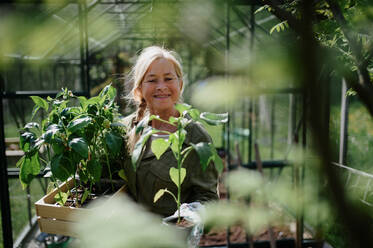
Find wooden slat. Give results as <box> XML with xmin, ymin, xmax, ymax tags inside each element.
<box><xmin>111</xmin><ymin>184</ymin><xmax>127</xmax><ymax>198</ymax></box>
<box><xmin>36</xmin><ymin>178</ymin><xmax>75</xmax><ymax>205</ymax></box>
<box><xmin>5</xmin><ymin>150</ymin><xmax>24</xmax><ymax>157</ymax></box>
<box><xmin>38</xmin><ymin>217</ymin><xmax>80</xmax><ymax>237</ymax></box>
<box><xmin>35</xmin><ymin>179</ymin><xmax>127</xmax><ymax>235</ymax></box>
<box><xmin>35</xmin><ymin>178</ymin><xmax>92</xmax><ymax>221</ymax></box>
<box><xmin>36</xmin><ymin>203</ymin><xmax>92</xmax><ymax>222</ymax></box>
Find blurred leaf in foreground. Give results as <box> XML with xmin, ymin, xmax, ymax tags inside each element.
<box><xmin>72</xmin><ymin>195</ymin><xmax>186</xmax><ymax>248</ymax></box>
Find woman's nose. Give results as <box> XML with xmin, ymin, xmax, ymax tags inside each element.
<box><xmin>156</xmin><ymin>79</ymin><xmax>167</xmax><ymax>90</ymax></box>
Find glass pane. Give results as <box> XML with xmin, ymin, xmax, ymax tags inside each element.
<box><xmin>8</xmin><ymin>178</ymin><xmax>47</xmax><ymax>243</ymax></box>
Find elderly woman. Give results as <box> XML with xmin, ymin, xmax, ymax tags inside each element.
<box><xmin>122</xmin><ymin>46</ymin><xmax>218</xmax><ymax>217</ymax></box>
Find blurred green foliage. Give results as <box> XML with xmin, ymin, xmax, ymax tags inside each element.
<box><xmin>1</xmin><ymin>0</ymin><xmax>373</xmax><ymax>246</ymax></box>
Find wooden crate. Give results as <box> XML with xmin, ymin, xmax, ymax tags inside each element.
<box><xmin>35</xmin><ymin>178</ymin><xmax>126</xmax><ymax>237</ymax></box>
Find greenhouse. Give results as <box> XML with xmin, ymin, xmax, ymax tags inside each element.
<box><xmin>1</xmin><ymin>0</ymin><xmax>373</xmax><ymax>247</ymax></box>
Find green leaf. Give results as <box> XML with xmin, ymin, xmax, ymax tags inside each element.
<box><xmin>270</xmin><ymin>20</ymin><xmax>288</xmax><ymax>34</ymax></box>
<box><xmin>151</xmin><ymin>138</ymin><xmax>170</xmax><ymax>159</ymax></box>
<box><xmin>42</xmin><ymin>124</ymin><xmax>61</xmax><ymax>143</ymax></box>
<box><xmin>41</xmin><ymin>119</ymin><xmax>48</xmax><ymax>130</ymax></box>
<box><xmin>169</xmin><ymin>167</ymin><xmax>186</xmax><ymax>187</ymax></box>
<box><xmin>78</xmin><ymin>96</ymin><xmax>88</xmax><ymax>109</ymax></box>
<box><xmin>51</xmin><ymin>155</ymin><xmax>74</xmax><ymax>182</ymax></box>
<box><xmin>169</xmin><ymin>116</ymin><xmax>178</xmax><ymax>124</ymax></box>
<box><xmin>175</xmin><ymin>103</ymin><xmax>192</xmax><ymax>115</ymax></box>
<box><xmin>52</xmin><ymin>138</ymin><xmax>65</xmax><ymax>155</ymax></box>
<box><xmin>81</xmin><ymin>190</ymin><xmax>90</xmax><ymax>204</ymax></box>
<box><xmin>47</xmin><ymin>124</ymin><xmax>61</xmax><ymax>133</ymax></box>
<box><xmin>105</xmin><ymin>131</ymin><xmax>123</xmax><ymax>156</ymax></box>
<box><xmin>180</xmin><ymin>117</ymin><xmax>191</xmax><ymax>128</ymax></box>
<box><xmin>107</xmin><ymin>86</ymin><xmax>117</xmax><ymax>101</ymax></box>
<box><xmin>30</xmin><ymin>153</ymin><xmax>41</xmax><ymax>175</ymax></box>
<box><xmin>16</xmin><ymin>155</ymin><xmax>25</xmax><ymax>168</ymax></box>
<box><xmin>211</xmin><ymin>145</ymin><xmax>224</xmax><ymax>174</ymax></box>
<box><xmin>191</xmin><ymin>142</ymin><xmax>214</xmax><ymax>171</ymax></box>
<box><xmin>154</xmin><ymin>189</ymin><xmax>166</xmax><ymax>203</ymax></box>
<box><xmin>99</xmin><ymin>84</ymin><xmax>117</xmax><ymax>105</ymax></box>
<box><xmin>169</xmin><ymin>133</ymin><xmax>179</xmax><ymax>154</ymax></box>
<box><xmin>67</xmin><ymin>116</ymin><xmax>91</xmax><ymax>133</ymax></box>
<box><xmin>131</xmin><ymin>128</ymin><xmax>154</xmax><ymax>170</ymax></box>
<box><xmin>254</xmin><ymin>5</ymin><xmax>269</xmax><ymax>14</ymax></box>
<box><xmin>54</xmin><ymin>99</ymin><xmax>67</xmax><ymax>109</ymax></box>
<box><xmin>31</xmin><ymin>106</ymin><xmax>40</xmax><ymax>120</ymax></box>
<box><xmin>87</xmin><ymin>104</ymin><xmax>98</xmax><ymax>116</ymax></box>
<box><xmin>178</xmin><ymin>129</ymin><xmax>187</xmax><ymax>145</ymax></box>
<box><xmin>20</xmin><ymin>132</ymin><xmax>36</xmax><ymax>152</ymax></box>
<box><xmin>69</xmin><ymin>138</ymin><xmax>88</xmax><ymax>159</ymax></box>
<box><xmin>169</xmin><ymin>130</ymin><xmax>186</xmax><ymax>155</ymax></box>
<box><xmin>111</xmin><ymin>122</ymin><xmax>126</xmax><ymax>127</ymax></box>
<box><xmin>86</xmin><ymin>96</ymin><xmax>101</xmax><ymax>106</ymax></box>
<box><xmin>200</xmin><ymin>112</ymin><xmax>228</xmax><ymax>125</ymax></box>
<box><xmin>30</xmin><ymin>96</ymin><xmax>49</xmax><ymax>111</ymax></box>
<box><xmin>19</xmin><ymin>153</ymin><xmax>40</xmax><ymax>189</ymax></box>
<box><xmin>135</xmin><ymin>115</ymin><xmax>150</xmax><ymax>134</ymax></box>
<box><xmin>56</xmin><ymin>89</ymin><xmax>64</xmax><ymax>98</ymax></box>
<box><xmin>118</xmin><ymin>169</ymin><xmax>127</xmax><ymax>181</ymax></box>
<box><xmin>99</xmin><ymin>84</ymin><xmax>113</xmax><ymax>98</ymax></box>
<box><xmin>34</xmin><ymin>138</ymin><xmax>44</xmax><ymax>148</ymax></box>
<box><xmin>78</xmin><ymin>169</ymin><xmax>89</xmax><ymax>184</ymax></box>
<box><xmin>214</xmin><ymin>156</ymin><xmax>224</xmax><ymax>174</ymax></box>
<box><xmin>62</xmin><ymin>107</ymin><xmax>81</xmax><ymax>117</ymax></box>
<box><xmin>54</xmin><ymin>192</ymin><xmax>68</xmax><ymax>206</ymax></box>
<box><xmin>87</xmin><ymin>160</ymin><xmax>102</xmax><ymax>183</ymax></box>
<box><xmin>188</xmin><ymin>109</ymin><xmax>200</xmax><ymax>121</ymax></box>
<box><xmin>19</xmin><ymin>160</ymin><xmax>33</xmax><ymax>189</ymax></box>
<box><xmin>24</xmin><ymin>122</ymin><xmax>40</xmax><ymax>131</ymax></box>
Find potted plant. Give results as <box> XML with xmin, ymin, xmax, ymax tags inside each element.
<box><xmin>17</xmin><ymin>85</ymin><xmax>127</xmax><ymax>236</ymax></box>
<box><xmin>132</xmin><ymin>103</ymin><xmax>227</xmax><ymax>225</ymax></box>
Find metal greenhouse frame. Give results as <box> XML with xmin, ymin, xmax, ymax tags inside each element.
<box><xmin>0</xmin><ymin>1</ymin><xmax>355</xmax><ymax>248</ymax></box>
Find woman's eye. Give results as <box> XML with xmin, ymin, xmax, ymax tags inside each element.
<box><xmin>148</xmin><ymin>79</ymin><xmax>156</xmax><ymax>83</ymax></box>
<box><xmin>165</xmin><ymin>78</ymin><xmax>172</xmax><ymax>81</ymax></box>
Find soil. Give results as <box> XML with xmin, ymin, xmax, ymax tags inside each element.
<box><xmin>199</xmin><ymin>225</ymin><xmax>295</xmax><ymax>246</ymax></box>
<box><xmin>59</xmin><ymin>181</ymin><xmax>122</xmax><ymax>208</ymax></box>
<box><xmin>165</xmin><ymin>216</ymin><xmax>195</xmax><ymax>228</ymax></box>
<box><xmin>200</xmin><ymin>171</ymin><xmax>310</xmax><ymax>246</ymax></box>
<box><xmin>176</xmin><ymin>218</ymin><xmax>194</xmax><ymax>228</ymax></box>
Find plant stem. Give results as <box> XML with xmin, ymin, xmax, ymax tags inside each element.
<box><xmin>152</xmin><ymin>116</ymin><xmax>177</xmax><ymax>127</ymax></box>
<box><xmin>105</xmin><ymin>150</ymin><xmax>114</xmax><ymax>192</ymax></box>
<box><xmin>47</xmin><ymin>145</ymin><xmax>64</xmax><ymax>204</ymax></box>
<box><xmin>51</xmin><ymin>175</ymin><xmax>64</xmax><ymax>205</ymax></box>
<box><xmin>65</xmin><ymin>177</ymin><xmax>70</xmax><ymax>192</ymax></box>
<box><xmin>101</xmin><ymin>130</ymin><xmax>114</xmax><ymax>192</ymax></box>
<box><xmin>39</xmin><ymin>157</ymin><xmax>48</xmax><ymax>166</ymax></box>
<box><xmin>73</xmin><ymin>173</ymin><xmax>78</xmax><ymax>203</ymax></box>
<box><xmin>177</xmin><ymin>125</ymin><xmax>182</xmax><ymax>223</ymax></box>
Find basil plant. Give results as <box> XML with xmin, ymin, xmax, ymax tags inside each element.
<box><xmin>17</xmin><ymin>85</ymin><xmax>126</xmax><ymax>206</ymax></box>
<box><xmin>132</xmin><ymin>103</ymin><xmax>227</xmax><ymax>222</ymax></box>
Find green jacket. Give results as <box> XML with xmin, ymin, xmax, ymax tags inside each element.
<box><xmin>121</xmin><ymin>113</ymin><xmax>219</xmax><ymax>216</ymax></box>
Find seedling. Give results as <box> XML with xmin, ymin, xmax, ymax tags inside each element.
<box><xmin>132</xmin><ymin>103</ymin><xmax>227</xmax><ymax>222</ymax></box>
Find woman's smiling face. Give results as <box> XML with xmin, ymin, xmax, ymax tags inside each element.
<box><xmin>140</xmin><ymin>58</ymin><xmax>182</xmax><ymax>114</ymax></box>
